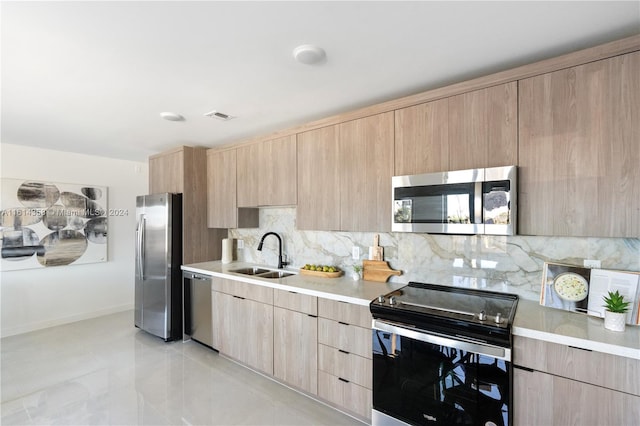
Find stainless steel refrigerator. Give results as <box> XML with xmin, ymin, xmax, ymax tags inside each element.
<box><xmin>134</xmin><ymin>193</ymin><xmax>182</xmax><ymax>341</ymax></box>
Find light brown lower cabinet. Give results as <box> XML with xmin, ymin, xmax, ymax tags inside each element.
<box><xmin>513</xmin><ymin>335</ymin><xmax>640</xmax><ymax>425</ymax></box>
<box><xmin>273</xmin><ymin>289</ymin><xmax>318</xmax><ymax>394</ymax></box>
<box><xmin>211</xmin><ymin>279</ymin><xmax>273</xmax><ymax>375</ymax></box>
<box><xmin>317</xmin><ymin>317</ymin><xmax>372</xmax><ymax>359</ymax></box>
<box><xmin>317</xmin><ymin>298</ymin><xmax>373</xmax><ymax>421</ymax></box>
<box><xmin>318</xmin><ymin>370</ymin><xmax>372</xmax><ymax>420</ymax></box>
<box><xmin>318</xmin><ymin>344</ymin><xmax>371</xmax><ymax>389</ymax></box>
<box><xmin>514</xmin><ymin>367</ymin><xmax>640</xmax><ymax>426</ymax></box>
<box><xmin>211</xmin><ymin>281</ymin><xmax>374</xmax><ymax>421</ymax></box>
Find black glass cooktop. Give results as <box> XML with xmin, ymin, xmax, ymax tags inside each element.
<box><xmin>370</xmin><ymin>282</ymin><xmax>519</xmax><ymax>347</ymax></box>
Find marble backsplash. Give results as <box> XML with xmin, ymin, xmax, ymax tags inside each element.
<box><xmin>229</xmin><ymin>207</ymin><xmax>640</xmax><ymax>302</ymax></box>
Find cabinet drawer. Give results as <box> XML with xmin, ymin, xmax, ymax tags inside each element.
<box><xmin>318</xmin><ymin>370</ymin><xmax>372</xmax><ymax>421</ymax></box>
<box><xmin>211</xmin><ymin>277</ymin><xmax>273</xmax><ymax>305</ymax></box>
<box><xmin>318</xmin><ymin>318</ymin><xmax>371</xmax><ymax>359</ymax></box>
<box><xmin>318</xmin><ymin>298</ymin><xmax>371</xmax><ymax>328</ymax></box>
<box><xmin>514</xmin><ymin>336</ymin><xmax>640</xmax><ymax>396</ymax></box>
<box><xmin>318</xmin><ymin>344</ymin><xmax>371</xmax><ymax>389</ymax></box>
<box><xmin>514</xmin><ymin>367</ymin><xmax>640</xmax><ymax>426</ymax></box>
<box><xmin>274</xmin><ymin>289</ymin><xmax>317</xmax><ymax>315</ymax></box>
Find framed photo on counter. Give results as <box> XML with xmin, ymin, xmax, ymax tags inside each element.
<box><xmin>540</xmin><ymin>262</ymin><xmax>640</xmax><ymax>325</ymax></box>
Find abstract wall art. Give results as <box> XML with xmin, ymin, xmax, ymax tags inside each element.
<box><xmin>0</xmin><ymin>179</ymin><xmax>108</xmax><ymax>271</ymax></box>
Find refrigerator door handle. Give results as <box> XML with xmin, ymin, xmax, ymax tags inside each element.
<box><xmin>137</xmin><ymin>214</ymin><xmax>146</xmax><ymax>280</ymax></box>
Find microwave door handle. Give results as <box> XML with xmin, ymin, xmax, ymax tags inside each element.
<box><xmin>474</xmin><ymin>181</ymin><xmax>483</xmax><ymax>224</ymax></box>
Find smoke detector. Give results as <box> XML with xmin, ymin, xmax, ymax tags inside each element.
<box><xmin>293</xmin><ymin>44</ymin><xmax>326</xmax><ymax>65</ymax></box>
<box><xmin>159</xmin><ymin>112</ymin><xmax>184</xmax><ymax>121</ymax></box>
<box><xmin>204</xmin><ymin>110</ymin><xmax>235</xmax><ymax>121</ymax></box>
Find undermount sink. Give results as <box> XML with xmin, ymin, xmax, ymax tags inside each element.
<box><xmin>229</xmin><ymin>267</ymin><xmax>295</xmax><ymax>279</ymax></box>
<box><xmin>230</xmin><ymin>267</ymin><xmax>271</xmax><ymax>275</ymax></box>
<box><xmin>257</xmin><ymin>271</ymin><xmax>295</xmax><ymax>279</ymax></box>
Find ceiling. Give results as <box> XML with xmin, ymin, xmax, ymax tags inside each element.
<box><xmin>2</xmin><ymin>1</ymin><xmax>639</xmax><ymax>162</ymax></box>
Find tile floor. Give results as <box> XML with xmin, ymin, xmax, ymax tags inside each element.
<box><xmin>1</xmin><ymin>310</ymin><xmax>363</xmax><ymax>425</ymax></box>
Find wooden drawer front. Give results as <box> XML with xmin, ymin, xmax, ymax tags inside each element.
<box><xmin>318</xmin><ymin>370</ymin><xmax>372</xmax><ymax>421</ymax></box>
<box><xmin>514</xmin><ymin>336</ymin><xmax>640</xmax><ymax>396</ymax></box>
<box><xmin>274</xmin><ymin>289</ymin><xmax>317</xmax><ymax>315</ymax></box>
<box><xmin>210</xmin><ymin>276</ymin><xmax>225</xmax><ymax>293</ymax></box>
<box><xmin>514</xmin><ymin>367</ymin><xmax>640</xmax><ymax>426</ymax></box>
<box><xmin>318</xmin><ymin>298</ymin><xmax>371</xmax><ymax>328</ymax></box>
<box><xmin>318</xmin><ymin>318</ymin><xmax>371</xmax><ymax>359</ymax></box>
<box><xmin>213</xmin><ymin>277</ymin><xmax>273</xmax><ymax>305</ymax></box>
<box><xmin>318</xmin><ymin>344</ymin><xmax>371</xmax><ymax>389</ymax></box>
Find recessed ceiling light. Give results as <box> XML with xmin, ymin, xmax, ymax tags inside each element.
<box><xmin>159</xmin><ymin>112</ymin><xmax>184</xmax><ymax>121</ymax></box>
<box><xmin>293</xmin><ymin>44</ymin><xmax>326</xmax><ymax>65</ymax></box>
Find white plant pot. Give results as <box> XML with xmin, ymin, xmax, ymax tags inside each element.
<box><xmin>351</xmin><ymin>271</ymin><xmax>361</xmax><ymax>281</ymax></box>
<box><xmin>604</xmin><ymin>310</ymin><xmax>626</xmax><ymax>332</ymax></box>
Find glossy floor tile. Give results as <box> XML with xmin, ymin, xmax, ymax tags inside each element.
<box><xmin>1</xmin><ymin>311</ymin><xmax>363</xmax><ymax>425</ymax></box>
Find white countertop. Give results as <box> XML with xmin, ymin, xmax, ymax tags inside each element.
<box><xmin>182</xmin><ymin>261</ymin><xmax>640</xmax><ymax>360</ymax></box>
<box><xmin>513</xmin><ymin>299</ymin><xmax>640</xmax><ymax>360</ymax></box>
<box><xmin>181</xmin><ymin>261</ymin><xmax>405</xmax><ymax>307</ymax></box>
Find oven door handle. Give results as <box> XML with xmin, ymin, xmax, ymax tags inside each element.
<box><xmin>372</xmin><ymin>319</ymin><xmax>511</xmax><ymax>361</ymax></box>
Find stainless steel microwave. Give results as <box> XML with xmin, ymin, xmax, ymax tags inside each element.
<box><xmin>392</xmin><ymin>165</ymin><xmax>517</xmax><ymax>235</ymax></box>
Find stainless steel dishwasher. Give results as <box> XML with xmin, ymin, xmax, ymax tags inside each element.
<box><xmin>182</xmin><ymin>271</ymin><xmax>214</xmax><ymax>348</ymax></box>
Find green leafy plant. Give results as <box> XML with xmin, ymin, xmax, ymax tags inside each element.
<box><xmin>602</xmin><ymin>290</ymin><xmax>631</xmax><ymax>314</ymax></box>
<box><xmin>352</xmin><ymin>264</ymin><xmax>362</xmax><ymax>273</ymax></box>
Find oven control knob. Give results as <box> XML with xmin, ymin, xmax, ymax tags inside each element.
<box><xmin>478</xmin><ymin>310</ymin><xmax>487</xmax><ymax>321</ymax></box>
<box><xmin>389</xmin><ymin>296</ymin><xmax>397</xmax><ymax>306</ymax></box>
<box><xmin>377</xmin><ymin>295</ymin><xmax>385</xmax><ymax>304</ymax></box>
<box><xmin>495</xmin><ymin>312</ymin><xmax>503</xmax><ymax>324</ymax></box>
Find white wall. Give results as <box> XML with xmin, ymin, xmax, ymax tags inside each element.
<box><xmin>0</xmin><ymin>143</ymin><xmax>148</xmax><ymax>337</ymax></box>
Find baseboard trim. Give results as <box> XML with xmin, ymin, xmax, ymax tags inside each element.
<box><xmin>1</xmin><ymin>304</ymin><xmax>133</xmax><ymax>338</ymax></box>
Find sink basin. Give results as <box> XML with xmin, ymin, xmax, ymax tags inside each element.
<box><xmin>257</xmin><ymin>271</ymin><xmax>295</xmax><ymax>279</ymax></box>
<box><xmin>230</xmin><ymin>267</ymin><xmax>271</xmax><ymax>275</ymax></box>
<box><xmin>229</xmin><ymin>267</ymin><xmax>295</xmax><ymax>279</ymax></box>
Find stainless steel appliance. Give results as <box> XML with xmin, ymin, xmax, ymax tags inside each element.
<box><xmin>370</xmin><ymin>282</ymin><xmax>518</xmax><ymax>426</ymax></box>
<box><xmin>135</xmin><ymin>193</ymin><xmax>182</xmax><ymax>341</ymax></box>
<box><xmin>182</xmin><ymin>271</ymin><xmax>213</xmax><ymax>348</ymax></box>
<box><xmin>392</xmin><ymin>165</ymin><xmax>517</xmax><ymax>235</ymax></box>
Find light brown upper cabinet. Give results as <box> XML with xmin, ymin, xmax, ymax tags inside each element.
<box><xmin>518</xmin><ymin>52</ymin><xmax>640</xmax><ymax>237</ymax></box>
<box><xmin>394</xmin><ymin>82</ymin><xmax>517</xmax><ymax>175</ymax></box>
<box><xmin>149</xmin><ymin>146</ymin><xmax>225</xmax><ymax>263</ymax></box>
<box><xmin>297</xmin><ymin>125</ymin><xmax>341</xmax><ymax>231</ymax></box>
<box><xmin>448</xmin><ymin>82</ymin><xmax>518</xmax><ymax>170</ymax></box>
<box><xmin>206</xmin><ymin>149</ymin><xmax>258</xmax><ymax>229</ymax></box>
<box><xmin>297</xmin><ymin>113</ymin><xmax>394</xmax><ymax>232</ymax></box>
<box><xmin>149</xmin><ymin>147</ymin><xmax>184</xmax><ymax>194</ymax></box>
<box><xmin>395</xmin><ymin>98</ymin><xmax>449</xmax><ymax>176</ymax></box>
<box><xmin>237</xmin><ymin>135</ymin><xmax>297</xmax><ymax>207</ymax></box>
<box><xmin>339</xmin><ymin>112</ymin><xmax>394</xmax><ymax>232</ymax></box>
<box><xmin>236</xmin><ymin>143</ymin><xmax>260</xmax><ymax>207</ymax></box>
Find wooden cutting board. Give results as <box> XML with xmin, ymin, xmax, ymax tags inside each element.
<box><xmin>363</xmin><ymin>260</ymin><xmax>402</xmax><ymax>283</ymax></box>
<box><xmin>369</xmin><ymin>234</ymin><xmax>383</xmax><ymax>261</ymax></box>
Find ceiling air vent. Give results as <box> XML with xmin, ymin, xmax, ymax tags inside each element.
<box><xmin>204</xmin><ymin>110</ymin><xmax>235</xmax><ymax>121</ymax></box>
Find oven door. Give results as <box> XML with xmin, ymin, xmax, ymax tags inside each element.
<box><xmin>372</xmin><ymin>320</ymin><xmax>512</xmax><ymax>426</ymax></box>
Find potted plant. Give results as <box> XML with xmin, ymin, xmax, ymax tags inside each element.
<box><xmin>352</xmin><ymin>264</ymin><xmax>363</xmax><ymax>281</ymax></box>
<box><xmin>602</xmin><ymin>290</ymin><xmax>630</xmax><ymax>332</ymax></box>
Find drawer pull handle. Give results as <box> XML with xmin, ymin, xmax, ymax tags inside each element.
<box><xmin>568</xmin><ymin>345</ymin><xmax>592</xmax><ymax>352</ymax></box>
<box><xmin>308</xmin><ymin>314</ymin><xmax>318</xmax><ymax>318</ymax></box>
<box><xmin>338</xmin><ymin>349</ymin><xmax>350</xmax><ymax>355</ymax></box>
<box><xmin>233</xmin><ymin>296</ymin><xmax>246</xmax><ymax>300</ymax></box>
<box><xmin>513</xmin><ymin>365</ymin><xmax>535</xmax><ymax>373</ymax></box>
<box><xmin>288</xmin><ymin>291</ymin><xmax>298</xmax><ymax>294</ymax></box>
<box><xmin>338</xmin><ymin>377</ymin><xmax>350</xmax><ymax>383</ymax></box>
<box><xmin>338</xmin><ymin>321</ymin><xmax>349</xmax><ymax>326</ymax></box>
